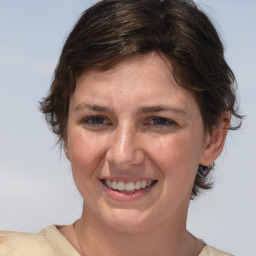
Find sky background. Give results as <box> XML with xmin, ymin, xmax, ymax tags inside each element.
<box><xmin>0</xmin><ymin>1</ymin><xmax>255</xmax><ymax>255</ymax></box>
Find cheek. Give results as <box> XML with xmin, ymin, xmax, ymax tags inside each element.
<box><xmin>68</xmin><ymin>130</ymin><xmax>106</xmax><ymax>177</ymax></box>
<box><xmin>67</xmin><ymin>130</ymin><xmax>109</xmax><ymax>199</ymax></box>
<box><xmin>148</xmin><ymin>132</ymin><xmax>202</xmax><ymax>179</ymax></box>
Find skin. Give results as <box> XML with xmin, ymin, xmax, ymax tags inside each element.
<box><xmin>60</xmin><ymin>52</ymin><xmax>230</xmax><ymax>256</ymax></box>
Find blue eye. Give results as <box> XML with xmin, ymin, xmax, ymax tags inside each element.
<box><xmin>83</xmin><ymin>116</ymin><xmax>108</xmax><ymax>127</ymax></box>
<box><xmin>150</xmin><ymin>117</ymin><xmax>175</xmax><ymax>126</ymax></box>
<box><xmin>86</xmin><ymin>116</ymin><xmax>105</xmax><ymax>124</ymax></box>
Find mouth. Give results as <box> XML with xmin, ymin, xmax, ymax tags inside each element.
<box><xmin>100</xmin><ymin>179</ymin><xmax>158</xmax><ymax>193</ymax></box>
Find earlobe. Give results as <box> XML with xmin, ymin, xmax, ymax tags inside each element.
<box><xmin>200</xmin><ymin>112</ymin><xmax>230</xmax><ymax>166</ymax></box>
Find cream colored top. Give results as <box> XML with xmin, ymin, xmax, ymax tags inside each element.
<box><xmin>0</xmin><ymin>225</ymin><xmax>233</xmax><ymax>256</ymax></box>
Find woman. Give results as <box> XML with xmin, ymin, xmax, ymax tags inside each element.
<box><xmin>0</xmin><ymin>0</ymin><xmax>242</xmax><ymax>255</ymax></box>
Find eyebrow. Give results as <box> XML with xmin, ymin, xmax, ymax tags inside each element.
<box><xmin>74</xmin><ymin>103</ymin><xmax>187</xmax><ymax>116</ymax></box>
<box><xmin>74</xmin><ymin>103</ymin><xmax>113</xmax><ymax>113</ymax></box>
<box><xmin>136</xmin><ymin>105</ymin><xmax>187</xmax><ymax>116</ymax></box>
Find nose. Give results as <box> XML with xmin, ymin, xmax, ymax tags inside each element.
<box><xmin>106</xmin><ymin>123</ymin><xmax>145</xmax><ymax>170</ymax></box>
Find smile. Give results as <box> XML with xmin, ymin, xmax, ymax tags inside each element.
<box><xmin>101</xmin><ymin>179</ymin><xmax>157</xmax><ymax>192</ymax></box>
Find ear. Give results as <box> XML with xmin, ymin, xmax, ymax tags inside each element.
<box><xmin>63</xmin><ymin>137</ymin><xmax>70</xmax><ymax>161</ymax></box>
<box><xmin>199</xmin><ymin>112</ymin><xmax>230</xmax><ymax>166</ymax></box>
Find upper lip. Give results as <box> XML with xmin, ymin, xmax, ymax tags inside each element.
<box><xmin>99</xmin><ymin>177</ymin><xmax>157</xmax><ymax>182</ymax></box>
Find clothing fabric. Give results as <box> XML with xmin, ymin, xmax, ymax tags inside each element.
<box><xmin>0</xmin><ymin>225</ymin><xmax>233</xmax><ymax>256</ymax></box>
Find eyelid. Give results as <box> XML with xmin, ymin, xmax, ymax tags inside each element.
<box><xmin>148</xmin><ymin>117</ymin><xmax>176</xmax><ymax>125</ymax></box>
<box><xmin>82</xmin><ymin>115</ymin><xmax>111</xmax><ymax>126</ymax></box>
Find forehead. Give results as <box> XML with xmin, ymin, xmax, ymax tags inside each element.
<box><xmin>72</xmin><ymin>53</ymin><xmax>198</xmax><ymax>114</ymax></box>
<box><xmin>76</xmin><ymin>53</ymin><xmax>175</xmax><ymax>94</ymax></box>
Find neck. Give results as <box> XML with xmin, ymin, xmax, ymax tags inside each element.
<box><xmin>74</xmin><ymin>205</ymin><xmax>198</xmax><ymax>256</ymax></box>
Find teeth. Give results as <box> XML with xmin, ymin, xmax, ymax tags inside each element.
<box><xmin>117</xmin><ymin>181</ymin><xmax>126</xmax><ymax>191</ymax></box>
<box><xmin>135</xmin><ymin>181</ymin><xmax>141</xmax><ymax>190</ymax></box>
<box><xmin>126</xmin><ymin>182</ymin><xmax>135</xmax><ymax>191</ymax></box>
<box><xmin>147</xmin><ymin>180</ymin><xmax>153</xmax><ymax>186</ymax></box>
<box><xmin>106</xmin><ymin>180</ymin><xmax>111</xmax><ymax>187</ymax></box>
<box><xmin>104</xmin><ymin>180</ymin><xmax>155</xmax><ymax>192</ymax></box>
<box><xmin>112</xmin><ymin>180</ymin><xmax>118</xmax><ymax>190</ymax></box>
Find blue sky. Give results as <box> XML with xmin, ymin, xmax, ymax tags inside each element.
<box><xmin>0</xmin><ymin>1</ymin><xmax>255</xmax><ymax>255</ymax></box>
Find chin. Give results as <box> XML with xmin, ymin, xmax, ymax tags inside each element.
<box><xmin>102</xmin><ymin>208</ymin><xmax>154</xmax><ymax>233</ymax></box>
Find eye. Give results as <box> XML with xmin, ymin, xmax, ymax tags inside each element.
<box><xmin>85</xmin><ymin>116</ymin><xmax>105</xmax><ymax>124</ymax></box>
<box><xmin>82</xmin><ymin>116</ymin><xmax>110</xmax><ymax>128</ymax></box>
<box><xmin>149</xmin><ymin>117</ymin><xmax>175</xmax><ymax>127</ymax></box>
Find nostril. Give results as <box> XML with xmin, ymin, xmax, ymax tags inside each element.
<box><xmin>105</xmin><ymin>127</ymin><xmax>145</xmax><ymax>168</ymax></box>
<box><xmin>106</xmin><ymin>147</ymin><xmax>145</xmax><ymax>170</ymax></box>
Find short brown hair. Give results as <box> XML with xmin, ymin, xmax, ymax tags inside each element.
<box><xmin>40</xmin><ymin>0</ymin><xmax>242</xmax><ymax>198</ymax></box>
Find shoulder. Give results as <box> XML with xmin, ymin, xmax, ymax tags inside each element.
<box><xmin>0</xmin><ymin>228</ymin><xmax>52</xmax><ymax>256</ymax></box>
<box><xmin>0</xmin><ymin>225</ymin><xmax>80</xmax><ymax>256</ymax></box>
<box><xmin>199</xmin><ymin>245</ymin><xmax>234</xmax><ymax>256</ymax></box>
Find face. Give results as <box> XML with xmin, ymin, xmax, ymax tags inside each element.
<box><xmin>65</xmin><ymin>52</ymin><xmax>213</xmax><ymax>233</ymax></box>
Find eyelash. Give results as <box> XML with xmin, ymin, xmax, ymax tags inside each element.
<box><xmin>83</xmin><ymin>116</ymin><xmax>110</xmax><ymax>126</ymax></box>
<box><xmin>147</xmin><ymin>117</ymin><xmax>176</xmax><ymax>127</ymax></box>
<box><xmin>82</xmin><ymin>116</ymin><xmax>176</xmax><ymax>129</ymax></box>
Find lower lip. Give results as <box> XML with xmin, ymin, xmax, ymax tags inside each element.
<box><xmin>101</xmin><ymin>181</ymin><xmax>156</xmax><ymax>201</ymax></box>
